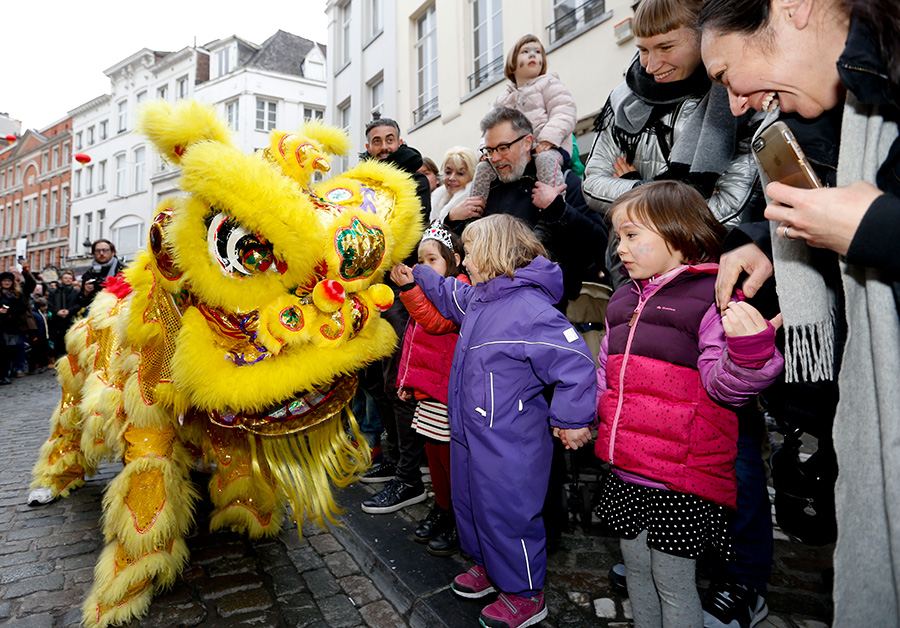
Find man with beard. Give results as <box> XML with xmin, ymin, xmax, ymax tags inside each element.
<box><xmin>79</xmin><ymin>239</ymin><xmax>122</xmax><ymax>314</ymax></box>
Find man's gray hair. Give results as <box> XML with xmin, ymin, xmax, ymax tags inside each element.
<box><xmin>479</xmin><ymin>107</ymin><xmax>534</xmax><ymax>136</ymax></box>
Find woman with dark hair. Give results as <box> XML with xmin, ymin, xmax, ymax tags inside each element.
<box><xmin>700</xmin><ymin>1</ymin><xmax>900</xmax><ymax>624</ymax></box>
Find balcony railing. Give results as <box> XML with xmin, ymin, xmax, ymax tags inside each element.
<box><xmin>413</xmin><ymin>96</ymin><xmax>439</xmax><ymax>125</ymax></box>
<box><xmin>548</xmin><ymin>0</ymin><xmax>607</xmax><ymax>45</ymax></box>
<box><xmin>467</xmin><ymin>55</ymin><xmax>504</xmax><ymax>93</ymax></box>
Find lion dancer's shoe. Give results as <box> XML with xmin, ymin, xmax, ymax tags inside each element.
<box><xmin>82</xmin><ymin>418</ymin><xmax>198</xmax><ymax>627</ymax></box>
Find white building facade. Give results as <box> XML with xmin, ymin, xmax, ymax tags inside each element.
<box><xmin>327</xmin><ymin>0</ymin><xmax>639</xmax><ymax>169</ymax></box>
<box><xmin>68</xmin><ymin>31</ymin><xmax>328</xmax><ymax>269</ymax></box>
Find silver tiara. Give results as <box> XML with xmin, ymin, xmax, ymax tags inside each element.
<box><xmin>421</xmin><ymin>221</ymin><xmax>454</xmax><ymax>252</ymax></box>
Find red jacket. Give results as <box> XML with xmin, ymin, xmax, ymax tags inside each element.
<box><xmin>396</xmin><ymin>274</ymin><xmax>469</xmax><ymax>403</ymax></box>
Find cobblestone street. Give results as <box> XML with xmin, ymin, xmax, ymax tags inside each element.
<box><xmin>1</xmin><ymin>371</ymin><xmax>834</xmax><ymax>628</ymax></box>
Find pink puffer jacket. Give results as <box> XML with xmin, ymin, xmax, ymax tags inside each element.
<box><xmin>493</xmin><ymin>73</ymin><xmax>576</xmax><ymax>154</ymax></box>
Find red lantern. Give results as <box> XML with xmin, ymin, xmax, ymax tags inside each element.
<box><xmin>4</xmin><ymin>134</ymin><xmax>16</xmax><ymax>142</ymax></box>
<box><xmin>74</xmin><ymin>152</ymin><xmax>91</xmax><ymax>165</ymax></box>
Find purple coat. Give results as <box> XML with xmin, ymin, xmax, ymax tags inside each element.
<box><xmin>414</xmin><ymin>256</ymin><xmax>596</xmax><ymax>595</ymax></box>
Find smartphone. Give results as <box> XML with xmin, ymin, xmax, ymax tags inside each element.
<box><xmin>752</xmin><ymin>121</ymin><xmax>822</xmax><ymax>189</ymax></box>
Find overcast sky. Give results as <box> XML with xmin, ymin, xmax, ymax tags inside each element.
<box><xmin>2</xmin><ymin>0</ymin><xmax>329</xmax><ymax>132</ymax></box>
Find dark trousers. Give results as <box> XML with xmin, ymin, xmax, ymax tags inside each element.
<box><xmin>361</xmin><ymin>296</ymin><xmax>424</xmax><ymax>487</ymax></box>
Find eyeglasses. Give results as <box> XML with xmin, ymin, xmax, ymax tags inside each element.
<box><xmin>481</xmin><ymin>135</ymin><xmax>528</xmax><ymax>158</ymax></box>
<box><xmin>94</xmin><ymin>248</ymin><xmax>112</xmax><ymax>253</ymax></box>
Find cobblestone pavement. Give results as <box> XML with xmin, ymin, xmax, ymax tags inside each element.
<box><xmin>0</xmin><ymin>371</ymin><xmax>409</xmax><ymax>628</ymax></box>
<box><xmin>1</xmin><ymin>371</ymin><xmax>834</xmax><ymax>628</ymax></box>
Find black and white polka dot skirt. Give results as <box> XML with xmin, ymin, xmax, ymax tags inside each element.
<box><xmin>596</xmin><ymin>471</ymin><xmax>734</xmax><ymax>560</ymax></box>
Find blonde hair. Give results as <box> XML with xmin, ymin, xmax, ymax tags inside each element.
<box><xmin>462</xmin><ymin>214</ymin><xmax>547</xmax><ymax>280</ymax></box>
<box><xmin>504</xmin><ymin>34</ymin><xmax>548</xmax><ymax>84</ymax></box>
<box><xmin>632</xmin><ymin>0</ymin><xmax>704</xmax><ymax>38</ymax></box>
<box><xmin>441</xmin><ymin>146</ymin><xmax>478</xmax><ymax>180</ymax></box>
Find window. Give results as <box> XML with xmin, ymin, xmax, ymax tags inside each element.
<box><xmin>73</xmin><ymin>216</ymin><xmax>80</xmax><ymax>251</ymax></box>
<box><xmin>52</xmin><ymin>146</ymin><xmax>59</xmax><ymax>168</ymax></box>
<box><xmin>75</xmin><ymin>131</ymin><xmax>83</xmax><ymax>150</ymax></box>
<box><xmin>61</xmin><ymin>185</ymin><xmax>68</xmax><ymax>219</ymax></box>
<box><xmin>51</xmin><ymin>190</ymin><xmax>58</xmax><ymax>224</ymax></box>
<box><xmin>85</xmin><ymin>212</ymin><xmax>93</xmax><ymax>243</ymax></box>
<box><xmin>216</xmin><ymin>48</ymin><xmax>231</xmax><ymax>77</ymax></box>
<box><xmin>63</xmin><ymin>142</ymin><xmax>70</xmax><ymax>163</ymax></box>
<box><xmin>177</xmin><ymin>76</ymin><xmax>189</xmax><ymax>99</ymax></box>
<box><xmin>100</xmin><ymin>120</ymin><xmax>108</xmax><ymax>140</ymax></box>
<box><xmin>338</xmin><ymin>101</ymin><xmax>351</xmax><ymax>171</ymax></box>
<box><xmin>414</xmin><ymin>5</ymin><xmax>439</xmax><ymax>123</ymax></box>
<box><xmin>116</xmin><ymin>223</ymin><xmax>142</xmax><ymax>255</ymax></box>
<box><xmin>13</xmin><ymin>201</ymin><xmax>18</xmax><ymax>234</ymax></box>
<box><xmin>549</xmin><ymin>0</ymin><xmax>607</xmax><ymax>44</ymax></box>
<box><xmin>117</xmin><ymin>100</ymin><xmax>128</xmax><ymax>132</ymax></box>
<box><xmin>369</xmin><ymin>78</ymin><xmax>384</xmax><ymax>119</ymax></box>
<box><xmin>340</xmin><ymin>2</ymin><xmax>352</xmax><ymax>67</ymax></box>
<box><xmin>116</xmin><ymin>154</ymin><xmax>127</xmax><ymax>196</ymax></box>
<box><xmin>304</xmin><ymin>107</ymin><xmax>324</xmax><ymax>121</ymax></box>
<box><xmin>134</xmin><ymin>147</ymin><xmax>146</xmax><ymax>192</ymax></box>
<box><xmin>256</xmin><ymin>99</ymin><xmax>277</xmax><ymax>131</ymax></box>
<box><xmin>368</xmin><ymin>0</ymin><xmax>383</xmax><ymax>39</ymax></box>
<box><xmin>98</xmin><ymin>160</ymin><xmax>106</xmax><ymax>191</ymax></box>
<box><xmin>41</xmin><ymin>193</ymin><xmax>48</xmax><ymax>225</ymax></box>
<box><xmin>87</xmin><ymin>126</ymin><xmax>95</xmax><ymax>145</ymax></box>
<box><xmin>226</xmin><ymin>100</ymin><xmax>240</xmax><ymax>130</ymax></box>
<box><xmin>158</xmin><ymin>84</ymin><xmax>168</xmax><ymax>100</ymax></box>
<box><xmin>136</xmin><ymin>91</ymin><xmax>147</xmax><ymax>106</ymax></box>
<box><xmin>469</xmin><ymin>0</ymin><xmax>503</xmax><ymax>91</ymax></box>
<box><xmin>85</xmin><ymin>165</ymin><xmax>93</xmax><ymax>195</ymax></box>
<box><xmin>97</xmin><ymin>209</ymin><xmax>105</xmax><ymax>239</ymax></box>
<box><xmin>41</xmin><ymin>152</ymin><xmax>49</xmax><ymax>171</ymax></box>
<box><xmin>74</xmin><ymin>170</ymin><xmax>82</xmax><ymax>198</ymax></box>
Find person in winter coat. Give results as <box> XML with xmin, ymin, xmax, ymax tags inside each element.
<box><xmin>469</xmin><ymin>34</ymin><xmax>576</xmax><ymax>204</ymax></box>
<box><xmin>79</xmin><ymin>240</ymin><xmax>122</xmax><ymax>314</ymax></box>
<box><xmin>429</xmin><ymin>147</ymin><xmax>479</xmax><ymax>224</ymax></box>
<box><xmin>1</xmin><ymin>266</ymin><xmax>37</xmax><ymax>384</ymax></box>
<box><xmin>583</xmin><ymin>0</ymin><xmax>761</xmax><ymax>290</ymax></box>
<box><xmin>393</xmin><ymin>214</ymin><xmax>596</xmax><ymax>628</ymax></box>
<box><xmin>595</xmin><ymin>182</ymin><xmax>783</xmax><ymax>628</ymax></box>
<box><xmin>391</xmin><ymin>223</ymin><xmax>469</xmax><ymax>557</ymax></box>
<box><xmin>48</xmin><ymin>270</ymin><xmax>80</xmax><ymax>357</ymax></box>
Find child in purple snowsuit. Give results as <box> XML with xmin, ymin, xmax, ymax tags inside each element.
<box><xmin>392</xmin><ymin>214</ymin><xmax>596</xmax><ymax>628</ymax></box>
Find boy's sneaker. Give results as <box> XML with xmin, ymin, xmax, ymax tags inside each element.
<box><xmin>703</xmin><ymin>582</ymin><xmax>768</xmax><ymax>628</ymax></box>
<box><xmin>608</xmin><ymin>563</ymin><xmax>628</xmax><ymax>596</ymax></box>
<box><xmin>451</xmin><ymin>565</ymin><xmax>496</xmax><ymax>598</ymax></box>
<box><xmin>479</xmin><ymin>591</ymin><xmax>547</xmax><ymax>628</ymax></box>
<box><xmin>360</xmin><ymin>478</ymin><xmax>426</xmax><ymax>514</ymax></box>
<box><xmin>359</xmin><ymin>460</ymin><xmax>396</xmax><ymax>484</ymax></box>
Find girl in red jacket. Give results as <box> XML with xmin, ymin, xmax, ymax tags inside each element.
<box><xmin>390</xmin><ymin>222</ymin><xmax>469</xmax><ymax>556</ymax></box>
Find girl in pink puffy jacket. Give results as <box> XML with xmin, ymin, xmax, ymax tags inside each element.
<box><xmin>390</xmin><ymin>222</ymin><xmax>469</xmax><ymax>557</ymax></box>
<box><xmin>469</xmin><ymin>34</ymin><xmax>577</xmax><ymax>199</ymax></box>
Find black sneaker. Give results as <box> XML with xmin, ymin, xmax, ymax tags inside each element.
<box><xmin>703</xmin><ymin>582</ymin><xmax>768</xmax><ymax>628</ymax></box>
<box><xmin>361</xmin><ymin>478</ymin><xmax>426</xmax><ymax>514</ymax></box>
<box><xmin>359</xmin><ymin>460</ymin><xmax>396</xmax><ymax>484</ymax></box>
<box><xmin>414</xmin><ymin>506</ymin><xmax>451</xmax><ymax>543</ymax></box>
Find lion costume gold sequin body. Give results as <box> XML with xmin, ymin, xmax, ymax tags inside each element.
<box><xmin>27</xmin><ymin>100</ymin><xmax>423</xmax><ymax>627</ymax></box>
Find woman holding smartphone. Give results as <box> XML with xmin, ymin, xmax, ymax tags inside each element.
<box><xmin>699</xmin><ymin>0</ymin><xmax>900</xmax><ymax>625</ymax></box>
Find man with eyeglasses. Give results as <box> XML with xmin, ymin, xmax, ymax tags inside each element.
<box><xmin>79</xmin><ymin>239</ymin><xmax>122</xmax><ymax>314</ymax></box>
<box><xmin>447</xmin><ymin>107</ymin><xmax>608</xmax><ymax>304</ymax></box>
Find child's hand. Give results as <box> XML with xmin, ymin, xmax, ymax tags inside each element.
<box><xmin>532</xmin><ymin>181</ymin><xmax>567</xmax><ymax>210</ymax></box>
<box><xmin>558</xmin><ymin>427</ymin><xmax>592</xmax><ymax>450</ymax></box>
<box><xmin>535</xmin><ymin>140</ymin><xmax>556</xmax><ymax>154</ymax></box>
<box><xmin>397</xmin><ymin>387</ymin><xmax>413</xmax><ymax>401</ymax></box>
<box><xmin>721</xmin><ymin>301</ymin><xmax>783</xmax><ymax>337</ymax></box>
<box><xmin>390</xmin><ymin>264</ymin><xmax>414</xmax><ymax>286</ymax></box>
<box><xmin>613</xmin><ymin>156</ymin><xmax>637</xmax><ymax>178</ymax></box>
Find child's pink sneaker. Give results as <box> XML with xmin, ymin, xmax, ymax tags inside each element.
<box><xmin>479</xmin><ymin>591</ymin><xmax>547</xmax><ymax>628</ymax></box>
<box><xmin>450</xmin><ymin>565</ymin><xmax>496</xmax><ymax>598</ymax></box>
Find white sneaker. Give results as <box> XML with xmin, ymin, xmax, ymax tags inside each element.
<box><xmin>27</xmin><ymin>487</ymin><xmax>56</xmax><ymax>506</ymax></box>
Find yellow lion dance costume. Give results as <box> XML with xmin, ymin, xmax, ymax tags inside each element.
<box><xmin>27</xmin><ymin>100</ymin><xmax>422</xmax><ymax>627</ymax></box>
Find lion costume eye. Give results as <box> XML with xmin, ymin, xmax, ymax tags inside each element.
<box><xmin>206</xmin><ymin>212</ymin><xmax>275</xmax><ymax>276</ymax></box>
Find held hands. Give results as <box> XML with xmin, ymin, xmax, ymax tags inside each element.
<box><xmin>389</xmin><ymin>263</ymin><xmax>414</xmax><ymax>287</ymax></box>
<box><xmin>613</xmin><ymin>156</ymin><xmax>637</xmax><ymax>178</ymax></box>
<box><xmin>721</xmin><ymin>301</ymin><xmax>783</xmax><ymax>337</ymax></box>
<box><xmin>765</xmin><ymin>180</ymin><xmax>882</xmax><ymax>256</ymax></box>
<box><xmin>447</xmin><ymin>197</ymin><xmax>485</xmax><ymax>221</ymax></box>
<box><xmin>535</xmin><ymin>140</ymin><xmax>556</xmax><ymax>154</ymax></box>
<box><xmin>714</xmin><ymin>243</ymin><xmax>774</xmax><ymax>311</ymax></box>
<box><xmin>553</xmin><ymin>426</ymin><xmax>592</xmax><ymax>450</ymax></box>
<box><xmin>531</xmin><ymin>181</ymin><xmax>567</xmax><ymax>210</ymax></box>
<box><xmin>397</xmin><ymin>387</ymin><xmax>413</xmax><ymax>401</ymax></box>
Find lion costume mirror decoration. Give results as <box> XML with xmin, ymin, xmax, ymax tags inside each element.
<box><xmin>27</xmin><ymin>100</ymin><xmax>422</xmax><ymax>627</ymax></box>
